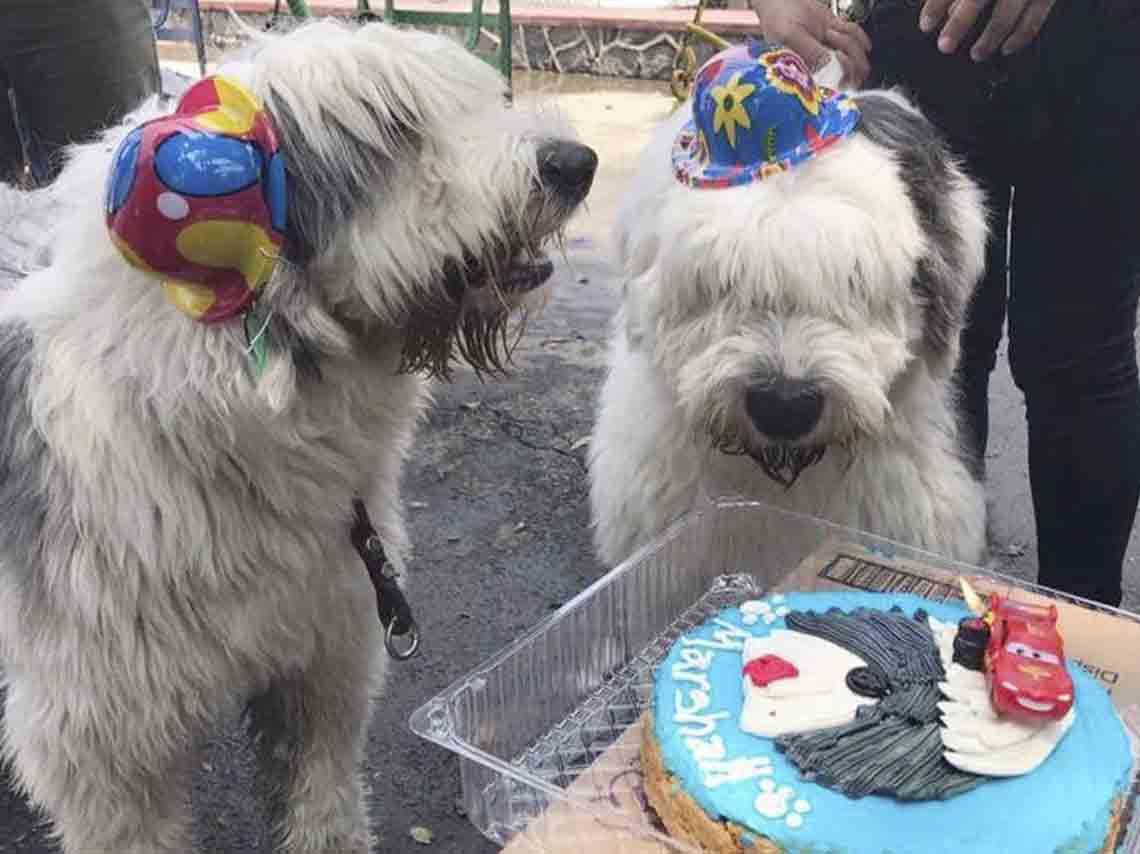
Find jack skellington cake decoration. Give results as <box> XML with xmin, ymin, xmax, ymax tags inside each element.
<box><xmin>739</xmin><ymin>584</ymin><xmax>1078</xmax><ymax>800</ymax></box>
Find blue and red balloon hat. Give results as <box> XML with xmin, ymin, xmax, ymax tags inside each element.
<box><xmin>104</xmin><ymin>75</ymin><xmax>289</xmax><ymax>324</ymax></box>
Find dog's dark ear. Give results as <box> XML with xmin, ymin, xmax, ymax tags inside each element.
<box><xmin>264</xmin><ymin>86</ymin><xmax>420</xmax><ymax>265</ymax></box>
<box><xmin>855</xmin><ymin>92</ymin><xmax>990</xmax><ymax>378</ymax></box>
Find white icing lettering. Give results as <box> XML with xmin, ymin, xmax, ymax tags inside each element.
<box><xmin>680</xmin><ymin>618</ymin><xmax>751</xmax><ymax>652</ymax></box>
<box><xmin>675</xmin><ymin>697</ymin><xmax>729</xmax><ymax>737</ymax></box>
<box><xmin>667</xmin><ymin>617</ymin><xmax>785</xmax><ymax>811</ymax></box>
<box><xmin>665</xmin><ymin>605</ymin><xmax>812</xmax><ymax>836</ymax></box>
<box><xmin>674</xmin><ymin>684</ymin><xmax>729</xmax><ymax>737</ymax></box>
<box><xmin>702</xmin><ymin>757</ymin><xmax>773</xmax><ymax>789</ymax></box>
<box><xmin>671</xmin><ymin>641</ymin><xmax>731</xmax><ymax>736</ymax></box>
<box><xmin>679</xmin><ymin>647</ymin><xmax>715</xmax><ymax>669</ymax></box>
<box><xmin>677</xmin><ymin>712</ymin><xmax>730</xmax><ymax>739</ymax></box>
<box><xmin>672</xmin><ymin>648</ymin><xmax>714</xmax><ymax>693</ymax></box>
<box><xmin>672</xmin><ymin>669</ymin><xmax>712</xmax><ymax>692</ymax></box>
<box><xmin>685</xmin><ymin>735</ymin><xmax>726</xmax><ymax>762</ymax></box>
<box><xmin>676</xmin><ymin>688</ymin><xmax>711</xmax><ymax>715</ymax></box>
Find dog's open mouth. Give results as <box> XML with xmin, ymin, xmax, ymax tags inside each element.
<box><xmin>710</xmin><ymin>428</ymin><xmax>827</xmax><ymax>489</ymax></box>
<box><xmin>502</xmin><ymin>250</ymin><xmax>555</xmax><ymax>293</ymax></box>
<box><xmin>749</xmin><ymin>444</ymin><xmax>827</xmax><ymax>488</ymax></box>
<box><xmin>448</xmin><ymin>238</ymin><xmax>560</xmax><ymax>300</ymax></box>
<box><xmin>399</xmin><ymin>232</ymin><xmax>564</xmax><ymax>379</ymax></box>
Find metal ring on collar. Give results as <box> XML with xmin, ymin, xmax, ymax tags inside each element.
<box><xmin>385</xmin><ymin>619</ymin><xmax>421</xmax><ymax>661</ymax></box>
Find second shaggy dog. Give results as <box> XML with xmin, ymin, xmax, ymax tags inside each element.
<box><xmin>589</xmin><ymin>41</ymin><xmax>988</xmax><ymax>569</ymax></box>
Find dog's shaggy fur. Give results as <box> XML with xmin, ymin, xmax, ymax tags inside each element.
<box><xmin>0</xmin><ymin>20</ymin><xmax>593</xmax><ymax>854</ymax></box>
<box><xmin>588</xmin><ymin>87</ymin><xmax>989</xmax><ymax>569</ymax></box>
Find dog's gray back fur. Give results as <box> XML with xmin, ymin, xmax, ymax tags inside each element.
<box><xmin>0</xmin><ymin>319</ymin><xmax>47</xmax><ymax>593</ymax></box>
<box><xmin>0</xmin><ymin>185</ymin><xmax>56</xmax><ymax>600</ymax></box>
<box><xmin>0</xmin><ymin>185</ymin><xmax>56</xmax><ymax>288</ymax></box>
<box><xmin>856</xmin><ymin>94</ymin><xmax>981</xmax><ymax>368</ymax></box>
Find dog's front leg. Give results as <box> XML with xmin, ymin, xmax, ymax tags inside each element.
<box><xmin>2</xmin><ymin>673</ymin><xmax>195</xmax><ymax>854</ymax></box>
<box><xmin>248</xmin><ymin>610</ymin><xmax>383</xmax><ymax>854</ymax></box>
<box><xmin>589</xmin><ymin>337</ymin><xmax>707</xmax><ymax>566</ymax></box>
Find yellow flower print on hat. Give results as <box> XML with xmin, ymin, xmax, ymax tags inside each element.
<box><xmin>711</xmin><ymin>72</ymin><xmax>756</xmax><ymax>148</ymax></box>
<box><xmin>759</xmin><ymin>49</ymin><xmax>821</xmax><ymax>117</ymax></box>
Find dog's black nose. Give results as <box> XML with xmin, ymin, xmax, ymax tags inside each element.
<box><xmin>537</xmin><ymin>140</ymin><xmax>598</xmax><ymax>204</ymax></box>
<box><xmin>746</xmin><ymin>379</ymin><xmax>823</xmax><ymax>440</ymax></box>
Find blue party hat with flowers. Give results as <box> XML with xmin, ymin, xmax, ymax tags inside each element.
<box><xmin>672</xmin><ymin>39</ymin><xmax>861</xmax><ymax>189</ymax></box>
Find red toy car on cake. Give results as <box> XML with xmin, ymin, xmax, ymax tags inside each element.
<box><xmin>983</xmin><ymin>594</ymin><xmax>1074</xmax><ymax>722</ymax></box>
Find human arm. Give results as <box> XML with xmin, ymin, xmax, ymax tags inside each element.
<box><xmin>748</xmin><ymin>0</ymin><xmax>873</xmax><ymax>88</ymax></box>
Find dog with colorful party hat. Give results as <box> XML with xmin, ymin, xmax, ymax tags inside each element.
<box><xmin>589</xmin><ymin>39</ymin><xmax>988</xmax><ymax>567</ymax></box>
<box><xmin>0</xmin><ymin>19</ymin><xmax>594</xmax><ymax>854</ymax></box>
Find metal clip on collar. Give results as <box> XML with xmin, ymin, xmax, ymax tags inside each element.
<box><xmin>385</xmin><ymin>618</ymin><xmax>421</xmax><ymax>661</ymax></box>
<box><xmin>350</xmin><ymin>498</ymin><xmax>421</xmax><ymax>662</ymax></box>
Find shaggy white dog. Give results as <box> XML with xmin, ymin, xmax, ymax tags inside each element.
<box><xmin>589</xmin><ymin>57</ymin><xmax>988</xmax><ymax>569</ymax></box>
<box><xmin>0</xmin><ymin>20</ymin><xmax>594</xmax><ymax>854</ymax></box>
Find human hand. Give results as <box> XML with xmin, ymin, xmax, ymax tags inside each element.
<box><xmin>919</xmin><ymin>0</ymin><xmax>1057</xmax><ymax>61</ymax></box>
<box><xmin>751</xmin><ymin>0</ymin><xmax>873</xmax><ymax>88</ymax></box>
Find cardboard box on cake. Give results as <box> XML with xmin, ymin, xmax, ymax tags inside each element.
<box><xmin>411</xmin><ymin>501</ymin><xmax>1140</xmax><ymax>854</ymax></box>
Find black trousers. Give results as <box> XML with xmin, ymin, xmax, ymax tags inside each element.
<box><xmin>867</xmin><ymin>0</ymin><xmax>1140</xmax><ymax>606</ymax></box>
<box><xmin>0</xmin><ymin>0</ymin><xmax>160</xmax><ymax>185</ymax></box>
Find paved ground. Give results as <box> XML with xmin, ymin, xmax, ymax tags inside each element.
<box><xmin>1</xmin><ymin>69</ymin><xmax>1137</xmax><ymax>854</ymax></box>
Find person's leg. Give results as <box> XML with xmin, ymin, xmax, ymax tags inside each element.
<box><xmin>954</xmin><ymin>175</ymin><xmax>1009</xmax><ymax>480</ymax></box>
<box><xmin>1007</xmin><ymin>1</ymin><xmax>1140</xmax><ymax>606</ymax></box>
<box><xmin>0</xmin><ymin>0</ymin><xmax>160</xmax><ymax>184</ymax></box>
<box><xmin>863</xmin><ymin>0</ymin><xmax>1013</xmax><ymax>480</ymax></box>
<box><xmin>0</xmin><ymin>65</ymin><xmax>22</xmax><ymax>186</ymax></box>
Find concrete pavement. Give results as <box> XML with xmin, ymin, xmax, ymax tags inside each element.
<box><xmin>1</xmin><ymin>68</ymin><xmax>1136</xmax><ymax>854</ymax></box>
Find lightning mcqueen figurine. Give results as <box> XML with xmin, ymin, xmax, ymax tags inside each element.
<box><xmin>976</xmin><ymin>590</ymin><xmax>1075</xmax><ymax>723</ymax></box>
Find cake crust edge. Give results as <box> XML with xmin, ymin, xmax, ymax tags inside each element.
<box><xmin>642</xmin><ymin>713</ymin><xmax>781</xmax><ymax>853</ymax></box>
<box><xmin>642</xmin><ymin>711</ymin><xmax>1126</xmax><ymax>854</ymax></box>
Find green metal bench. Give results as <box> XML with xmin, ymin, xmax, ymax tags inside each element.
<box><xmin>281</xmin><ymin>0</ymin><xmax>513</xmax><ymax>88</ymax></box>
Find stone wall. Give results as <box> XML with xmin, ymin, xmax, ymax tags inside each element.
<box><xmin>196</xmin><ymin>9</ymin><xmax>726</xmax><ymax>80</ymax></box>
<box><xmin>512</xmin><ymin>23</ymin><xmax>721</xmax><ymax>78</ymax></box>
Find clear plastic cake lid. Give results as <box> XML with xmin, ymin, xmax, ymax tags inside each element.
<box><xmin>410</xmin><ymin>497</ymin><xmax>1140</xmax><ymax>853</ymax></box>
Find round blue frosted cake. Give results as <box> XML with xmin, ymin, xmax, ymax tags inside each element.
<box><xmin>644</xmin><ymin>591</ymin><xmax>1133</xmax><ymax>853</ymax></box>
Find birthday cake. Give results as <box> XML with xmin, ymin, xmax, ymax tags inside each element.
<box><xmin>644</xmin><ymin>590</ymin><xmax>1134</xmax><ymax>853</ymax></box>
